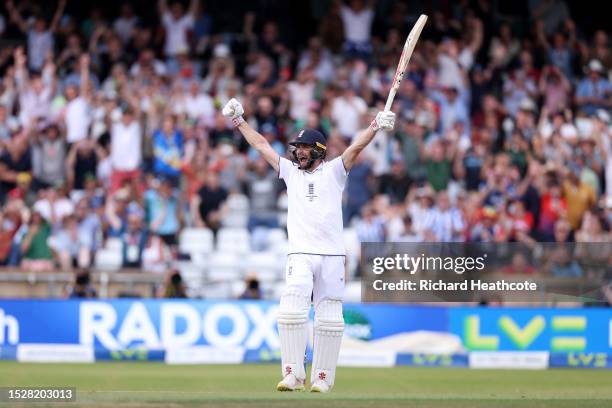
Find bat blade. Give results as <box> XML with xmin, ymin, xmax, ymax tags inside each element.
<box><xmin>384</xmin><ymin>14</ymin><xmax>428</xmax><ymax>112</ymax></box>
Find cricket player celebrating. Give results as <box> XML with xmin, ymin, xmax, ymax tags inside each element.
<box><xmin>222</xmin><ymin>98</ymin><xmax>395</xmax><ymax>392</ymax></box>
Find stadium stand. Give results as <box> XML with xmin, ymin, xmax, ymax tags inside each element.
<box><xmin>0</xmin><ymin>0</ymin><xmax>610</xmax><ymax>302</ymax></box>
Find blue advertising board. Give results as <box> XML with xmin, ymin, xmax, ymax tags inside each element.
<box><xmin>0</xmin><ymin>300</ymin><xmax>447</xmax><ymax>351</ymax></box>
<box><xmin>0</xmin><ymin>300</ymin><xmax>610</xmax><ymax>367</ymax></box>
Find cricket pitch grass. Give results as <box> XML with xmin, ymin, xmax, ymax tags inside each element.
<box><xmin>1</xmin><ymin>361</ymin><xmax>611</xmax><ymax>407</ymax></box>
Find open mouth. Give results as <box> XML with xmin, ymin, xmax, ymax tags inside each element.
<box><xmin>298</xmin><ymin>156</ymin><xmax>308</xmax><ymax>166</ymax></box>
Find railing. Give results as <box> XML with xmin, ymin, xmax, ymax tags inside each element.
<box><xmin>0</xmin><ymin>269</ymin><xmax>163</xmax><ymax>298</ymax></box>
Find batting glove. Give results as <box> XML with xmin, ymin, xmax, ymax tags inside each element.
<box><xmin>222</xmin><ymin>98</ymin><xmax>245</xmax><ymax>126</ymax></box>
<box><xmin>371</xmin><ymin>111</ymin><xmax>396</xmax><ymax>131</ymax></box>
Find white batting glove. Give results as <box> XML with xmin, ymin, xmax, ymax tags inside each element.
<box><xmin>222</xmin><ymin>98</ymin><xmax>245</xmax><ymax>126</ymax></box>
<box><xmin>371</xmin><ymin>111</ymin><xmax>396</xmax><ymax>131</ymax></box>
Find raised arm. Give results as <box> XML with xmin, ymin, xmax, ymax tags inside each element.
<box><xmin>50</xmin><ymin>0</ymin><xmax>67</xmax><ymax>33</ymax></box>
<box><xmin>188</xmin><ymin>0</ymin><xmax>199</xmax><ymax>17</ymax></box>
<box><xmin>65</xmin><ymin>142</ymin><xmax>78</xmax><ymax>190</ymax></box>
<box><xmin>465</xmin><ymin>16</ymin><xmax>483</xmax><ymax>55</ymax></box>
<box><xmin>158</xmin><ymin>0</ymin><xmax>168</xmax><ymax>16</ymax></box>
<box><xmin>341</xmin><ymin>111</ymin><xmax>395</xmax><ymax>171</ymax></box>
<box><xmin>13</xmin><ymin>47</ymin><xmax>28</xmax><ymax>92</ymax></box>
<box><xmin>535</xmin><ymin>19</ymin><xmax>550</xmax><ymax>50</ymax></box>
<box><xmin>222</xmin><ymin>98</ymin><xmax>280</xmax><ymax>172</ymax></box>
<box><xmin>5</xmin><ymin>0</ymin><xmax>28</xmax><ymax>33</ymax></box>
<box><xmin>79</xmin><ymin>53</ymin><xmax>91</xmax><ymax>99</ymax></box>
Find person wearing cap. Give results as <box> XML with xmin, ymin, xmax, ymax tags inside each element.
<box><xmin>222</xmin><ymin>97</ymin><xmax>394</xmax><ymax>393</ymax></box>
<box><xmin>575</xmin><ymin>59</ymin><xmax>611</xmax><ymax>115</ymax></box>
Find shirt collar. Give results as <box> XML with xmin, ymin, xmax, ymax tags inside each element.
<box><xmin>304</xmin><ymin>160</ymin><xmax>326</xmax><ymax>174</ymax></box>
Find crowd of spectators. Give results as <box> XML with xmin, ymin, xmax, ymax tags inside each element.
<box><xmin>0</xmin><ymin>0</ymin><xmax>610</xmax><ymax>285</ymax></box>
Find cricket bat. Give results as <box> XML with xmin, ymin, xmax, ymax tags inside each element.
<box><xmin>384</xmin><ymin>14</ymin><xmax>428</xmax><ymax>112</ymax></box>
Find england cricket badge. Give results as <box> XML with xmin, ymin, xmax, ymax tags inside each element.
<box><xmin>306</xmin><ymin>182</ymin><xmax>317</xmax><ymax>202</ymax></box>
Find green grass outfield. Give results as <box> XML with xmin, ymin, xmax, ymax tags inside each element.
<box><xmin>1</xmin><ymin>362</ymin><xmax>612</xmax><ymax>408</ymax></box>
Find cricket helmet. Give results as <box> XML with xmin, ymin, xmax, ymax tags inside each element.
<box><xmin>288</xmin><ymin>128</ymin><xmax>327</xmax><ymax>169</ymax></box>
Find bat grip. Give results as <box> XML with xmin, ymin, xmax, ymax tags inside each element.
<box><xmin>384</xmin><ymin>89</ymin><xmax>397</xmax><ymax>112</ymax></box>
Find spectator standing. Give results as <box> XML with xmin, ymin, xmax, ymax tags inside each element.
<box><xmin>146</xmin><ymin>177</ymin><xmax>181</xmax><ymax>247</ymax></box>
<box><xmin>65</xmin><ymin>138</ymin><xmax>105</xmax><ymax>191</ymax></box>
<box><xmin>113</xmin><ymin>3</ymin><xmax>139</xmax><ymax>45</ymax></box>
<box><xmin>159</xmin><ymin>0</ymin><xmax>198</xmax><ymax>58</ymax></box>
<box><xmin>423</xmin><ymin>191</ymin><xmax>464</xmax><ymax>242</ymax></box>
<box><xmin>110</xmin><ymin>107</ymin><xmax>142</xmax><ymax>192</ymax></box>
<box><xmin>62</xmin><ymin>55</ymin><xmax>92</xmax><ymax>144</ymax></box>
<box><xmin>31</xmin><ymin>123</ymin><xmax>65</xmax><ymax>189</ymax></box>
<box><xmin>13</xmin><ymin>47</ymin><xmax>54</xmax><ymax>127</ymax></box>
<box><xmin>575</xmin><ymin>60</ymin><xmax>611</xmax><ymax>116</ymax></box>
<box><xmin>191</xmin><ymin>171</ymin><xmax>228</xmax><ymax>233</ymax></box>
<box><xmin>331</xmin><ymin>83</ymin><xmax>367</xmax><ymax>139</ymax></box>
<box><xmin>287</xmin><ymin>68</ymin><xmax>316</xmax><ymax>123</ymax></box>
<box><xmin>5</xmin><ymin>0</ymin><xmax>66</xmax><ymax>71</ymax></box>
<box><xmin>152</xmin><ymin>115</ymin><xmax>183</xmax><ymax>184</ymax></box>
<box><xmin>339</xmin><ymin>0</ymin><xmax>374</xmax><ymax>60</ymax></box>
<box><xmin>563</xmin><ymin>167</ymin><xmax>596</xmax><ymax>230</ymax></box>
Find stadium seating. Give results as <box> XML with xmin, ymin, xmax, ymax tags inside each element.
<box><xmin>206</xmin><ymin>252</ymin><xmax>243</xmax><ymax>282</ymax></box>
<box><xmin>179</xmin><ymin>228</ymin><xmax>214</xmax><ymax>258</ymax></box>
<box><xmin>277</xmin><ymin>193</ymin><xmax>288</xmax><ymax>227</ymax></box>
<box><xmin>244</xmin><ymin>252</ymin><xmax>284</xmax><ymax>282</ymax></box>
<box><xmin>175</xmin><ymin>261</ymin><xmax>205</xmax><ymax>298</ymax></box>
<box><xmin>216</xmin><ymin>228</ymin><xmax>251</xmax><ymax>253</ymax></box>
<box><xmin>221</xmin><ymin>194</ymin><xmax>250</xmax><ymax>228</ymax></box>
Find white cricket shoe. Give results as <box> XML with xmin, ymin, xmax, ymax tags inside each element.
<box><xmin>276</xmin><ymin>374</ymin><xmax>305</xmax><ymax>392</ymax></box>
<box><xmin>310</xmin><ymin>379</ymin><xmax>330</xmax><ymax>393</ymax></box>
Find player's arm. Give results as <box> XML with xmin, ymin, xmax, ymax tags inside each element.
<box><xmin>341</xmin><ymin>111</ymin><xmax>395</xmax><ymax>171</ymax></box>
<box><xmin>222</xmin><ymin>98</ymin><xmax>280</xmax><ymax>173</ymax></box>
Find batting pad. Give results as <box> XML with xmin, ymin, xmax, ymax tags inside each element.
<box><xmin>277</xmin><ymin>291</ymin><xmax>310</xmax><ymax>380</ymax></box>
<box><xmin>311</xmin><ymin>299</ymin><xmax>344</xmax><ymax>387</ymax></box>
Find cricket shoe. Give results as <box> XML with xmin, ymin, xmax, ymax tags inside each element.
<box><xmin>309</xmin><ymin>379</ymin><xmax>330</xmax><ymax>393</ymax></box>
<box><xmin>276</xmin><ymin>374</ymin><xmax>305</xmax><ymax>392</ymax></box>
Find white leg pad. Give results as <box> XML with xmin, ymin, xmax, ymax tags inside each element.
<box><xmin>311</xmin><ymin>299</ymin><xmax>344</xmax><ymax>388</ymax></box>
<box><xmin>277</xmin><ymin>290</ymin><xmax>310</xmax><ymax>381</ymax></box>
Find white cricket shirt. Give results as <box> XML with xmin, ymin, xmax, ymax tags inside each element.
<box><xmin>279</xmin><ymin>156</ymin><xmax>348</xmax><ymax>256</ymax></box>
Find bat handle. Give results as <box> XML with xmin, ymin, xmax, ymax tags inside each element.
<box><xmin>384</xmin><ymin>89</ymin><xmax>397</xmax><ymax>112</ymax></box>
